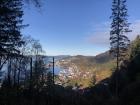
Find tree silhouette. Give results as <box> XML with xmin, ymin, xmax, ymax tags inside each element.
<box><xmin>110</xmin><ymin>0</ymin><xmax>131</xmax><ymax>96</ymax></box>
<box><xmin>0</xmin><ymin>0</ymin><xmax>25</xmax><ymax>71</ymax></box>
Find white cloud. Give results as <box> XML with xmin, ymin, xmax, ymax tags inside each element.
<box><xmin>87</xmin><ymin>20</ymin><xmax>140</xmax><ymax>47</ymax></box>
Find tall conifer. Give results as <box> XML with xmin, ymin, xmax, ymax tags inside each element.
<box><xmin>110</xmin><ymin>0</ymin><xmax>131</xmax><ymax>95</ymax></box>
<box><xmin>0</xmin><ymin>0</ymin><xmax>24</xmax><ymax>70</ymax></box>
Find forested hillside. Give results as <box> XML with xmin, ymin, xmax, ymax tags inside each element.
<box><xmin>84</xmin><ymin>35</ymin><xmax>140</xmax><ymax>105</ymax></box>
<box><xmin>0</xmin><ymin>0</ymin><xmax>140</xmax><ymax>105</ymax></box>
<box><xmin>57</xmin><ymin>52</ymin><xmax>115</xmax><ymax>87</ymax></box>
<box><xmin>0</xmin><ymin>35</ymin><xmax>140</xmax><ymax>105</ymax></box>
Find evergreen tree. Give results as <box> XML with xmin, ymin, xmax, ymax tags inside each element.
<box><xmin>110</xmin><ymin>0</ymin><xmax>131</xmax><ymax>95</ymax></box>
<box><xmin>110</xmin><ymin>0</ymin><xmax>131</xmax><ymax>64</ymax></box>
<box><xmin>0</xmin><ymin>0</ymin><xmax>25</xmax><ymax>70</ymax></box>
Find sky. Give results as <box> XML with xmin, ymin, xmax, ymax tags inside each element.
<box><xmin>22</xmin><ymin>0</ymin><xmax>140</xmax><ymax>56</ymax></box>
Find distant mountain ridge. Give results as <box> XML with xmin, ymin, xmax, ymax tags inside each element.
<box><xmin>59</xmin><ymin>51</ymin><xmax>114</xmax><ymax>64</ymax></box>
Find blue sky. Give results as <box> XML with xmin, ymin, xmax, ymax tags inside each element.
<box><xmin>22</xmin><ymin>0</ymin><xmax>140</xmax><ymax>56</ymax></box>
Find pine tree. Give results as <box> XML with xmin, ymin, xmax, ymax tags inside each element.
<box><xmin>0</xmin><ymin>0</ymin><xmax>25</xmax><ymax>70</ymax></box>
<box><xmin>110</xmin><ymin>0</ymin><xmax>131</xmax><ymax>61</ymax></box>
<box><xmin>110</xmin><ymin>0</ymin><xmax>131</xmax><ymax>95</ymax></box>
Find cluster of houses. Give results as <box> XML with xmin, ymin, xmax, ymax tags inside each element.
<box><xmin>56</xmin><ymin>59</ymin><xmax>93</xmax><ymax>83</ymax></box>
